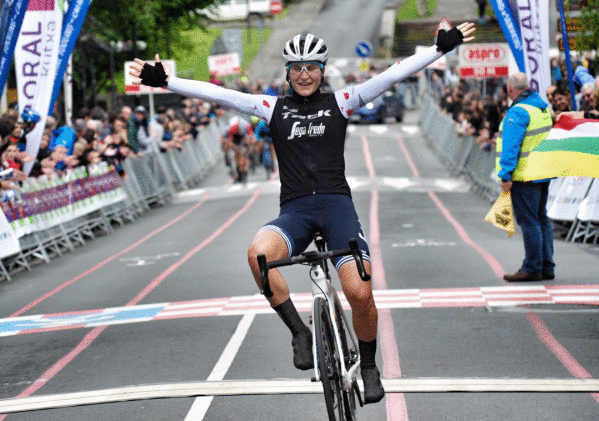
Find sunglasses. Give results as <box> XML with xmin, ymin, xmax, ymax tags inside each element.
<box><xmin>286</xmin><ymin>62</ymin><xmax>324</xmax><ymax>75</ymax></box>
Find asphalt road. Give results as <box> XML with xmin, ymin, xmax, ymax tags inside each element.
<box><xmin>0</xmin><ymin>109</ymin><xmax>598</xmax><ymax>420</ymax></box>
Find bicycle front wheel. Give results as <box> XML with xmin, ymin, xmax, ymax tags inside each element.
<box><xmin>334</xmin><ymin>297</ymin><xmax>357</xmax><ymax>421</ymax></box>
<box><xmin>315</xmin><ymin>297</ymin><xmax>344</xmax><ymax>421</ymax></box>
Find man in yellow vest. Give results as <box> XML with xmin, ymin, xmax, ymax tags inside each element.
<box><xmin>496</xmin><ymin>72</ymin><xmax>555</xmax><ymax>282</ymax></box>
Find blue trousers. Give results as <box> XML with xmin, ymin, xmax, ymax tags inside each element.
<box><xmin>511</xmin><ymin>181</ymin><xmax>555</xmax><ymax>275</ymax></box>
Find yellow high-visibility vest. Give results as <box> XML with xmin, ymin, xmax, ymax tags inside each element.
<box><xmin>495</xmin><ymin>103</ymin><xmax>553</xmax><ymax>181</ymax></box>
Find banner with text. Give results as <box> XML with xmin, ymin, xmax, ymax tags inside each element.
<box><xmin>4</xmin><ymin>163</ymin><xmax>128</xmax><ymax>238</ymax></box>
<box><xmin>208</xmin><ymin>53</ymin><xmax>241</xmax><ymax>77</ymax></box>
<box><xmin>489</xmin><ymin>0</ymin><xmax>525</xmax><ymax>72</ymax></box>
<box><xmin>14</xmin><ymin>0</ymin><xmax>62</xmax><ymax>174</ymax></box>
<box><xmin>0</xmin><ymin>0</ymin><xmax>28</xmax><ymax>94</ymax></box>
<box><xmin>516</xmin><ymin>0</ymin><xmax>550</xmax><ymax>102</ymax></box>
<box><xmin>457</xmin><ymin>43</ymin><xmax>510</xmax><ymax>78</ymax></box>
<box><xmin>48</xmin><ymin>0</ymin><xmax>93</xmax><ymax>115</ymax></box>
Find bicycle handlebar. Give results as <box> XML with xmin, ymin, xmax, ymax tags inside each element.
<box><xmin>257</xmin><ymin>238</ymin><xmax>371</xmax><ymax>298</ymax></box>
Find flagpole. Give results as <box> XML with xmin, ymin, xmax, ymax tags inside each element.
<box><xmin>556</xmin><ymin>0</ymin><xmax>577</xmax><ymax>111</ymax></box>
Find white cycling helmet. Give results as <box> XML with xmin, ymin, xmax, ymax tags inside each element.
<box><xmin>282</xmin><ymin>34</ymin><xmax>328</xmax><ymax>65</ymax></box>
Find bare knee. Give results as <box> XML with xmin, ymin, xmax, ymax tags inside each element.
<box><xmin>247</xmin><ymin>230</ymin><xmax>288</xmax><ymax>274</ymax></box>
<box><xmin>345</xmin><ymin>287</ymin><xmax>375</xmax><ymax>313</ymax></box>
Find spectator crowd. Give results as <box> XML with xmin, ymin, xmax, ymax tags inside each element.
<box><xmin>0</xmin><ymin>71</ymin><xmax>299</xmax><ymax>216</ymax></box>
<box><xmin>430</xmin><ymin>52</ymin><xmax>599</xmax><ymax>151</ymax></box>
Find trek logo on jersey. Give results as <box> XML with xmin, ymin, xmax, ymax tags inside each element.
<box><xmin>281</xmin><ymin>107</ymin><xmax>331</xmax><ymax>120</ymax></box>
<box><xmin>287</xmin><ymin>121</ymin><xmax>326</xmax><ymax>139</ymax></box>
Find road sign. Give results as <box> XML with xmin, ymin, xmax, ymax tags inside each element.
<box><xmin>457</xmin><ymin>43</ymin><xmax>509</xmax><ymax>78</ymax></box>
<box><xmin>221</xmin><ymin>29</ymin><xmax>243</xmax><ymax>57</ymax></box>
<box><xmin>355</xmin><ymin>41</ymin><xmax>372</xmax><ymax>58</ymax></box>
<box><xmin>208</xmin><ymin>53</ymin><xmax>241</xmax><ymax>76</ymax></box>
<box><xmin>124</xmin><ymin>60</ymin><xmax>176</xmax><ymax>94</ymax></box>
<box><xmin>269</xmin><ymin>0</ymin><xmax>283</xmax><ymax>15</ymax></box>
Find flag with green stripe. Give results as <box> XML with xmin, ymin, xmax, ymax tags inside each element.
<box><xmin>521</xmin><ymin>116</ymin><xmax>599</xmax><ymax>181</ymax></box>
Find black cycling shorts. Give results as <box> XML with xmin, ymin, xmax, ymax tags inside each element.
<box><xmin>261</xmin><ymin>194</ymin><xmax>371</xmax><ymax>272</ymax></box>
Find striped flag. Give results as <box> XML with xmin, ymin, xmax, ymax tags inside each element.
<box><xmin>521</xmin><ymin>116</ymin><xmax>599</xmax><ymax>181</ymax></box>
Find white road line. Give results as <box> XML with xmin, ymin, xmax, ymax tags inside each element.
<box><xmin>2</xmin><ymin>378</ymin><xmax>599</xmax><ymax>414</ymax></box>
<box><xmin>184</xmin><ymin>313</ymin><xmax>255</xmax><ymax>421</ymax></box>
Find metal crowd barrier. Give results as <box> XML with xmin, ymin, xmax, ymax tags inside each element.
<box><xmin>419</xmin><ymin>97</ymin><xmax>599</xmax><ymax>245</ymax></box>
<box><xmin>0</xmin><ymin>116</ymin><xmax>228</xmax><ymax>281</ymax></box>
<box><xmin>419</xmin><ymin>96</ymin><xmax>501</xmax><ymax>203</ymax></box>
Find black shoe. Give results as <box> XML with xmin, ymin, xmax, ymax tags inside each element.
<box><xmin>542</xmin><ymin>273</ymin><xmax>555</xmax><ymax>280</ymax></box>
<box><xmin>292</xmin><ymin>330</ymin><xmax>314</xmax><ymax>370</ymax></box>
<box><xmin>361</xmin><ymin>367</ymin><xmax>385</xmax><ymax>404</ymax></box>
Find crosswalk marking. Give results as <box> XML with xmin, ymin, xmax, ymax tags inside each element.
<box><xmin>1</xmin><ymin>285</ymin><xmax>598</xmax><ymax>337</ymax></box>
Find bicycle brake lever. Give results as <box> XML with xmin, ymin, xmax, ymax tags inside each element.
<box><xmin>257</xmin><ymin>254</ymin><xmax>273</xmax><ymax>298</ymax></box>
<box><xmin>348</xmin><ymin>239</ymin><xmax>371</xmax><ymax>282</ymax></box>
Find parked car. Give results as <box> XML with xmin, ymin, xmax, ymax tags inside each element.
<box><xmin>349</xmin><ymin>95</ymin><xmax>387</xmax><ymax>124</ymax></box>
<box><xmin>197</xmin><ymin>0</ymin><xmax>275</xmax><ymax>23</ymax></box>
<box><xmin>382</xmin><ymin>84</ymin><xmax>405</xmax><ymax>122</ymax></box>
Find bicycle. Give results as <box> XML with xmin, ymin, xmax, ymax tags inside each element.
<box><xmin>257</xmin><ymin>234</ymin><xmax>370</xmax><ymax>421</ymax></box>
<box><xmin>262</xmin><ymin>140</ymin><xmax>275</xmax><ymax>180</ymax></box>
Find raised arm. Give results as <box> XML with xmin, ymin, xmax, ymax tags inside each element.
<box><xmin>129</xmin><ymin>54</ymin><xmax>277</xmax><ymax>122</ymax></box>
<box><xmin>335</xmin><ymin>22</ymin><xmax>475</xmax><ymax>118</ymax></box>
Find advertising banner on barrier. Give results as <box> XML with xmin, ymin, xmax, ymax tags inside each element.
<box><xmin>516</xmin><ymin>0</ymin><xmax>551</xmax><ymax>101</ymax></box>
<box><xmin>14</xmin><ymin>0</ymin><xmax>62</xmax><ymax>175</ymax></box>
<box><xmin>577</xmin><ymin>180</ymin><xmax>599</xmax><ymax>222</ymax></box>
<box><xmin>4</xmin><ymin>164</ymin><xmax>128</xmax><ymax>238</ymax></box>
<box><xmin>0</xmin><ymin>208</ymin><xmax>20</xmax><ymax>258</ymax></box>
<box><xmin>547</xmin><ymin>176</ymin><xmax>593</xmax><ymax>221</ymax></box>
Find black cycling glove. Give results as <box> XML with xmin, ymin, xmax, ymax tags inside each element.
<box><xmin>436</xmin><ymin>28</ymin><xmax>464</xmax><ymax>54</ymax></box>
<box><xmin>139</xmin><ymin>62</ymin><xmax>168</xmax><ymax>88</ymax></box>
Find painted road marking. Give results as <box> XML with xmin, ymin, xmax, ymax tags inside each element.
<box><xmin>119</xmin><ymin>253</ymin><xmax>181</xmax><ymax>267</ymax></box>
<box><xmin>1</xmin><ymin>285</ymin><xmax>598</xmax><ymax>337</ymax></box>
<box><xmin>1</xmin><ymin>378</ymin><xmax>599</xmax><ymax>414</ymax></box>
<box><xmin>173</xmin><ymin>176</ymin><xmax>471</xmax><ymax>204</ymax></box>
<box><xmin>185</xmin><ymin>313</ymin><xmax>254</xmax><ymax>420</ymax></box>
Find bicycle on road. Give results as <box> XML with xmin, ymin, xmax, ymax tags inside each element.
<box><xmin>257</xmin><ymin>234</ymin><xmax>370</xmax><ymax>420</ymax></box>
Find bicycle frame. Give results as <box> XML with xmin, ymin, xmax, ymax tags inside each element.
<box><xmin>309</xmin><ymin>262</ymin><xmax>360</xmax><ymax>391</ymax></box>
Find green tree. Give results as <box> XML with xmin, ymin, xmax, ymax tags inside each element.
<box><xmin>578</xmin><ymin>0</ymin><xmax>599</xmax><ymax>73</ymax></box>
<box><xmin>69</xmin><ymin>0</ymin><xmax>215</xmax><ymax>112</ymax></box>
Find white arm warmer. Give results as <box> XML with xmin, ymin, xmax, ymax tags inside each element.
<box><xmin>335</xmin><ymin>45</ymin><xmax>442</xmax><ymax>118</ymax></box>
<box><xmin>167</xmin><ymin>77</ymin><xmax>277</xmax><ymax>122</ymax></box>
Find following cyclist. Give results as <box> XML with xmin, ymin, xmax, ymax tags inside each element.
<box><xmin>129</xmin><ymin>22</ymin><xmax>475</xmax><ymax>404</ymax></box>
<box><xmin>250</xmin><ymin>116</ymin><xmax>276</xmax><ymax>179</ymax></box>
<box><xmin>221</xmin><ymin>116</ymin><xmax>254</xmax><ymax>183</ymax></box>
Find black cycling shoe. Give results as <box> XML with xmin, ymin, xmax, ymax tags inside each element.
<box><xmin>292</xmin><ymin>329</ymin><xmax>314</xmax><ymax>370</ymax></box>
<box><xmin>361</xmin><ymin>367</ymin><xmax>385</xmax><ymax>404</ymax></box>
